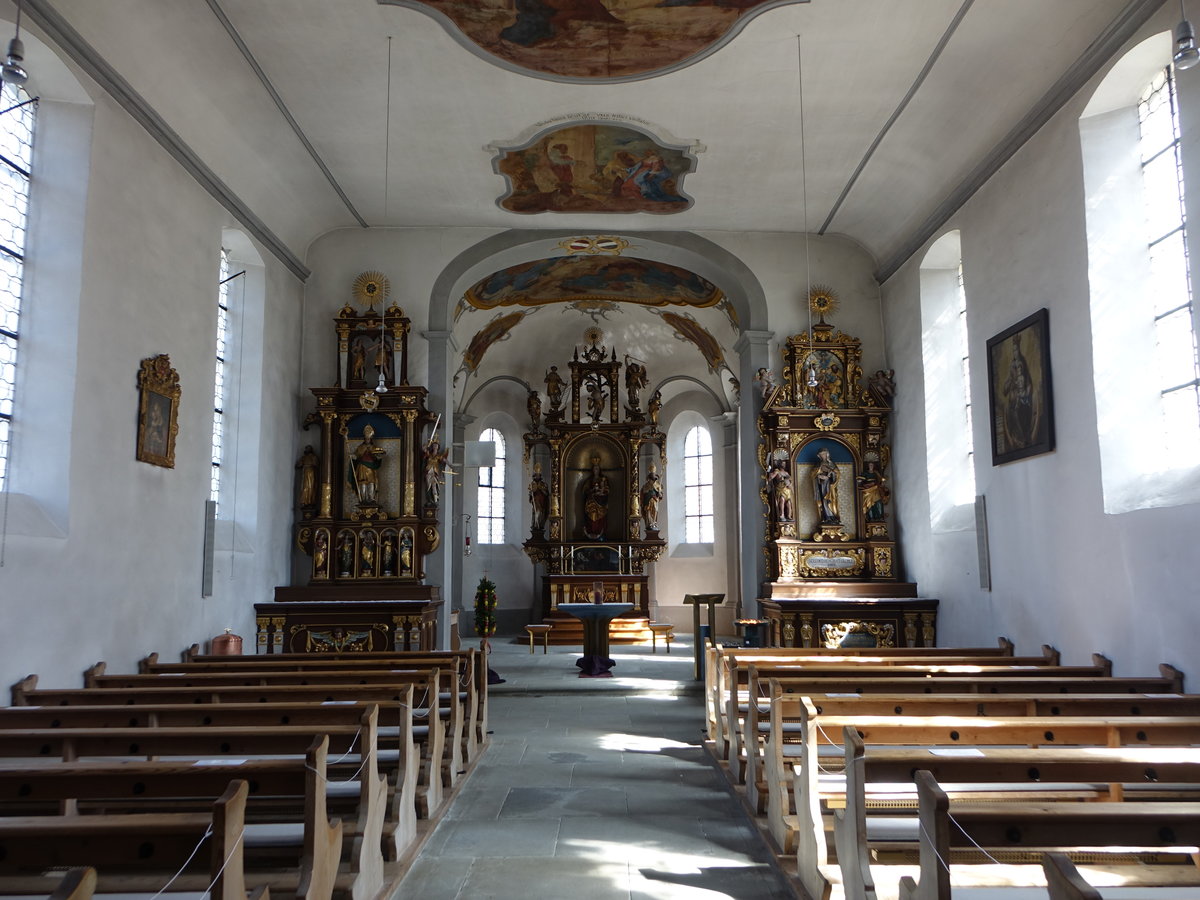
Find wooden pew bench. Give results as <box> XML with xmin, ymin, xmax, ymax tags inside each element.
<box><xmin>780</xmin><ymin>712</ymin><xmax>1200</xmax><ymax>900</ymax></box>
<box><xmin>140</xmin><ymin>648</ymin><xmax>488</xmax><ymax>762</ymax></box>
<box><xmin>0</xmin><ymin>780</ymin><xmax>261</xmax><ymax>900</ymax></box>
<box><xmin>703</xmin><ymin>639</ymin><xmax>1017</xmax><ymax>753</ymax></box>
<box><xmin>82</xmin><ymin>663</ymin><xmax>470</xmax><ymax>787</ymax></box>
<box><xmin>11</xmin><ymin>673</ymin><xmax>447</xmax><ymax>818</ymax></box>
<box><xmin>726</xmin><ymin>653</ymin><xmax>1109</xmax><ymax>783</ymax></box>
<box><xmin>0</xmin><ymin>721</ymin><xmax>382</xmax><ymax>900</ymax></box>
<box><xmin>0</xmin><ymin>699</ymin><xmax>418</xmax><ymax>861</ymax></box>
<box><xmin>728</xmin><ymin>661</ymin><xmax>1184</xmax><ymax>790</ymax></box>
<box><xmin>754</xmin><ymin>688</ymin><xmax>1200</xmax><ymax>824</ymax></box>
<box><xmin>835</xmin><ymin>731</ymin><xmax>1200</xmax><ymax>900</ymax></box>
<box><xmin>897</xmin><ymin>770</ymin><xmax>1200</xmax><ymax>900</ymax></box>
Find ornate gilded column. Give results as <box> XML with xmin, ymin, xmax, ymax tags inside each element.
<box><xmin>318</xmin><ymin>407</ymin><xmax>337</xmax><ymax>520</ymax></box>
<box><xmin>402</xmin><ymin>409</ymin><xmax>417</xmax><ymax>516</ymax></box>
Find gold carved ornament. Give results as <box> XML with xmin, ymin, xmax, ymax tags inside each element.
<box><xmin>821</xmin><ymin>621</ymin><xmax>895</xmax><ymax>649</ymax></box>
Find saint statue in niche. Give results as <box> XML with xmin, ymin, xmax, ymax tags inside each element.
<box><xmin>348</xmin><ymin>426</ymin><xmax>386</xmax><ymax>505</ymax></box>
<box><xmin>529</xmin><ymin>465</ymin><xmax>549</xmax><ymax>534</ymax></box>
<box><xmin>581</xmin><ymin>455</ymin><xmax>611</xmax><ymax>540</ymax></box>
<box><xmin>812</xmin><ymin>447</ymin><xmax>840</xmax><ymax>525</ymax></box>
<box><xmin>640</xmin><ymin>464</ymin><xmax>663</xmax><ymax>531</ymax></box>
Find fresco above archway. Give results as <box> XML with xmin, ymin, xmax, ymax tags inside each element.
<box><xmin>495</xmin><ymin>124</ymin><xmax>693</xmax><ymax>214</ymax></box>
<box><xmin>463</xmin><ymin>255</ymin><xmax>721</xmax><ymax>311</ymax></box>
<box><xmin>379</xmin><ymin>0</ymin><xmax>806</xmax><ymax>81</ymax></box>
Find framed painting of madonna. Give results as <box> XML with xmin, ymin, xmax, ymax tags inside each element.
<box><xmin>136</xmin><ymin>353</ymin><xmax>181</xmax><ymax>468</ymax></box>
<box><xmin>986</xmin><ymin>308</ymin><xmax>1055</xmax><ymax>465</ymax></box>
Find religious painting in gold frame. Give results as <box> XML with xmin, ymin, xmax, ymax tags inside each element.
<box><xmin>136</xmin><ymin>353</ymin><xmax>181</xmax><ymax>468</ymax></box>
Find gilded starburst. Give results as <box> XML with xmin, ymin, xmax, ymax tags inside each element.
<box><xmin>808</xmin><ymin>284</ymin><xmax>839</xmax><ymax>322</ymax></box>
<box><xmin>352</xmin><ymin>271</ymin><xmax>391</xmax><ymax>310</ymax></box>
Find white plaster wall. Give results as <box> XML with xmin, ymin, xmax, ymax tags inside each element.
<box><xmin>882</xmin><ymin>11</ymin><xmax>1200</xmax><ymax>676</ymax></box>
<box><xmin>0</xmin><ymin>89</ymin><xmax>301</xmax><ymax>691</ymax></box>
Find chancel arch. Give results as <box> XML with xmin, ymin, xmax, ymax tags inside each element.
<box><xmin>433</xmin><ymin>229</ymin><xmax>770</xmax><ymax>636</ymax></box>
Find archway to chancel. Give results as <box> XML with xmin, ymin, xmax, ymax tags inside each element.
<box><xmin>426</xmin><ymin>229</ymin><xmax>773</xmax><ymax>641</ymax></box>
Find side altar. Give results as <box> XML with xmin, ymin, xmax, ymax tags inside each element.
<box><xmin>523</xmin><ymin>328</ymin><xmax>666</xmax><ymax>644</ymax></box>
<box><xmin>257</xmin><ymin>273</ymin><xmax>445</xmax><ymax>653</ymax></box>
<box><xmin>756</xmin><ymin>291</ymin><xmax>935</xmax><ymax>647</ymax></box>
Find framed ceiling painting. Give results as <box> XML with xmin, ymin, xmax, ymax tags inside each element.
<box><xmin>986</xmin><ymin>308</ymin><xmax>1055</xmax><ymax>465</ymax></box>
<box><xmin>136</xmin><ymin>353</ymin><xmax>181</xmax><ymax>468</ymax></box>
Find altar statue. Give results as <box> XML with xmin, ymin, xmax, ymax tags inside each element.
<box><xmin>424</xmin><ymin>439</ymin><xmax>452</xmax><ymax>506</ymax></box>
<box><xmin>812</xmin><ymin>447</ymin><xmax>840</xmax><ymax>524</ymax></box>
<box><xmin>529</xmin><ymin>465</ymin><xmax>549</xmax><ymax>534</ymax></box>
<box><xmin>766</xmin><ymin>459</ymin><xmax>793</xmax><ymax>522</ymax></box>
<box><xmin>296</xmin><ymin>445</ymin><xmax>318</xmax><ymax>507</ymax></box>
<box><xmin>640</xmin><ymin>464</ymin><xmax>663</xmax><ymax>531</ymax></box>
<box><xmin>348</xmin><ymin>425</ymin><xmax>385</xmax><ymax>504</ymax></box>
<box><xmin>545</xmin><ymin>365</ymin><xmax>566</xmax><ymax>410</ymax></box>
<box><xmin>582</xmin><ymin>455</ymin><xmax>610</xmax><ymax>540</ymax></box>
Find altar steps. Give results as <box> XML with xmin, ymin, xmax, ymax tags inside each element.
<box><xmin>540</xmin><ymin>614</ymin><xmax>653</xmax><ymax>645</ymax></box>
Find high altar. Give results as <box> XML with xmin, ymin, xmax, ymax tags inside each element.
<box><xmin>756</xmin><ymin>293</ymin><xmax>936</xmax><ymax>648</ymax></box>
<box><xmin>256</xmin><ymin>273</ymin><xmax>444</xmax><ymax>653</ymax></box>
<box><xmin>523</xmin><ymin>327</ymin><xmax>666</xmax><ymax>642</ymax></box>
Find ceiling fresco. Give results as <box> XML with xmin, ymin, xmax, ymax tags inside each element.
<box><xmin>461</xmin><ymin>255</ymin><xmax>722</xmax><ymax>312</ymax></box>
<box><xmin>495</xmin><ymin>124</ymin><xmax>694</xmax><ymax>214</ymax></box>
<box><xmin>379</xmin><ymin>0</ymin><xmax>806</xmax><ymax>81</ymax></box>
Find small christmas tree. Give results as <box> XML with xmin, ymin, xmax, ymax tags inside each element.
<box><xmin>474</xmin><ymin>577</ymin><xmax>497</xmax><ymax>648</ymax></box>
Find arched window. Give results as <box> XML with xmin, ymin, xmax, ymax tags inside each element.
<box><xmin>920</xmin><ymin>231</ymin><xmax>976</xmax><ymax>531</ymax></box>
<box><xmin>682</xmin><ymin>425</ymin><xmax>713</xmax><ymax>542</ymax></box>
<box><xmin>477</xmin><ymin>427</ymin><xmax>505</xmax><ymax>543</ymax></box>
<box><xmin>1081</xmin><ymin>32</ymin><xmax>1200</xmax><ymax>512</ymax></box>
<box><xmin>0</xmin><ymin>82</ymin><xmax>36</xmax><ymax>490</ymax></box>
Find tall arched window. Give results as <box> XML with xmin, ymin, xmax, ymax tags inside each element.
<box><xmin>682</xmin><ymin>425</ymin><xmax>713</xmax><ymax>542</ymax></box>
<box><xmin>477</xmin><ymin>427</ymin><xmax>505</xmax><ymax>543</ymax></box>
<box><xmin>210</xmin><ymin>250</ymin><xmax>233</xmax><ymax>507</ymax></box>
<box><xmin>0</xmin><ymin>83</ymin><xmax>36</xmax><ymax>490</ymax></box>
<box><xmin>920</xmin><ymin>231</ymin><xmax>976</xmax><ymax>530</ymax></box>
<box><xmin>1081</xmin><ymin>32</ymin><xmax>1200</xmax><ymax>512</ymax></box>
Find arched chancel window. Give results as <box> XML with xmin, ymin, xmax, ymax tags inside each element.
<box><xmin>0</xmin><ymin>82</ymin><xmax>35</xmax><ymax>490</ymax></box>
<box><xmin>477</xmin><ymin>427</ymin><xmax>505</xmax><ymax>543</ymax></box>
<box><xmin>682</xmin><ymin>425</ymin><xmax>713</xmax><ymax>542</ymax></box>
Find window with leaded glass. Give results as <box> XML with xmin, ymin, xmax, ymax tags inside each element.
<box><xmin>1138</xmin><ymin>66</ymin><xmax>1200</xmax><ymax>459</ymax></box>
<box><xmin>477</xmin><ymin>427</ymin><xmax>505</xmax><ymax>543</ymax></box>
<box><xmin>682</xmin><ymin>425</ymin><xmax>713</xmax><ymax>542</ymax></box>
<box><xmin>210</xmin><ymin>250</ymin><xmax>236</xmax><ymax>508</ymax></box>
<box><xmin>0</xmin><ymin>82</ymin><xmax>35</xmax><ymax>490</ymax></box>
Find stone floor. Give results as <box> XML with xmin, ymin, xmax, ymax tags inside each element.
<box><xmin>393</xmin><ymin>634</ymin><xmax>796</xmax><ymax>899</ymax></box>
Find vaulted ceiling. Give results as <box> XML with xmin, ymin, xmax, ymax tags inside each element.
<box><xmin>22</xmin><ymin>0</ymin><xmax>1155</xmax><ymax>282</ymax></box>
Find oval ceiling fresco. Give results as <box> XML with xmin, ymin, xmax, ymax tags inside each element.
<box><xmin>379</xmin><ymin>0</ymin><xmax>808</xmax><ymax>81</ymax></box>
<box><xmin>463</xmin><ymin>255</ymin><xmax>722</xmax><ymax>311</ymax></box>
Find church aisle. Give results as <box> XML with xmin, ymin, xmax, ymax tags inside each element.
<box><xmin>394</xmin><ymin>637</ymin><xmax>794</xmax><ymax>899</ymax></box>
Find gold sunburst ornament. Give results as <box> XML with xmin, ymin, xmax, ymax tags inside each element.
<box><xmin>352</xmin><ymin>271</ymin><xmax>391</xmax><ymax>311</ymax></box>
<box><xmin>809</xmin><ymin>285</ymin><xmax>839</xmax><ymax>323</ymax></box>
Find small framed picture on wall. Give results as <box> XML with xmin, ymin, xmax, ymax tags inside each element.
<box><xmin>986</xmin><ymin>308</ymin><xmax>1055</xmax><ymax>465</ymax></box>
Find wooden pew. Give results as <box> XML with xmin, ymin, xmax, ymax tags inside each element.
<box><xmin>835</xmin><ymin>731</ymin><xmax>1200</xmax><ymax>900</ymax></box>
<box><xmin>703</xmin><ymin>639</ymin><xmax>1017</xmax><ymax>751</ymax></box>
<box><xmin>753</xmin><ymin>688</ymin><xmax>1200</xmax><ymax>821</ymax></box>
<box><xmin>0</xmin><ymin>724</ymin><xmax>377</xmax><ymax>900</ymax></box>
<box><xmin>141</xmin><ymin>648</ymin><xmax>488</xmax><ymax>761</ymax></box>
<box><xmin>784</xmin><ymin>711</ymin><xmax>1200</xmax><ymax>900</ymax></box>
<box><xmin>82</xmin><ymin>662</ymin><xmax>469</xmax><ymax>786</ymax></box>
<box><xmin>726</xmin><ymin>661</ymin><xmax>1184</xmax><ymax>788</ymax></box>
<box><xmin>0</xmin><ymin>699</ymin><xmax>418</xmax><ymax>859</ymax></box>
<box><xmin>11</xmin><ymin>672</ymin><xmax>447</xmax><ymax>816</ymax></box>
<box><xmin>897</xmin><ymin>770</ymin><xmax>1200</xmax><ymax>900</ymax></box>
<box><xmin>727</xmin><ymin>652</ymin><xmax>1106</xmax><ymax>782</ymax></box>
<box><xmin>0</xmin><ymin>780</ymin><xmax>259</xmax><ymax>900</ymax></box>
